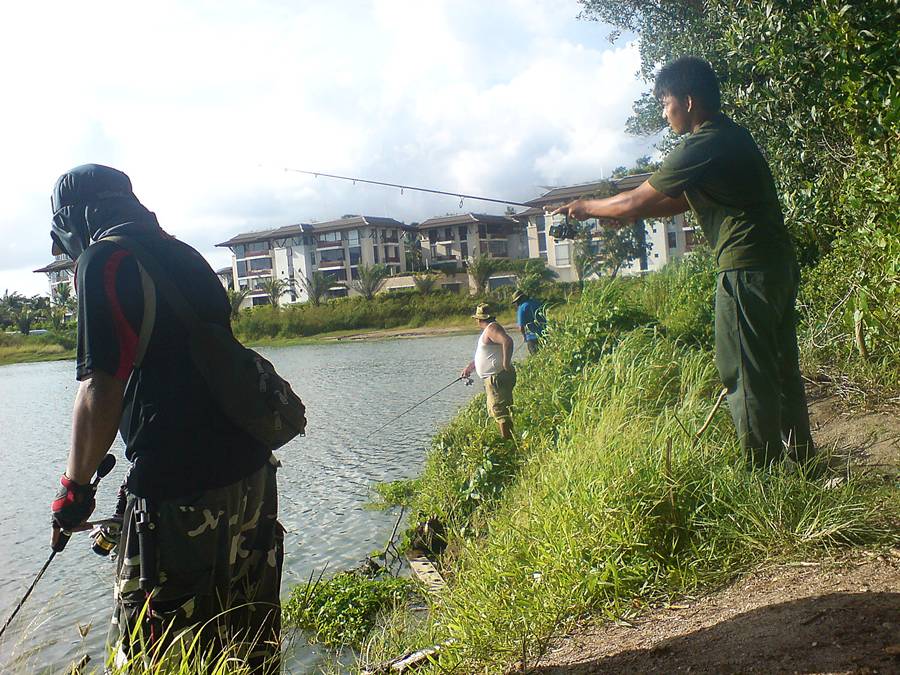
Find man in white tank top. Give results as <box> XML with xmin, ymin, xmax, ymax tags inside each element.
<box><xmin>461</xmin><ymin>303</ymin><xmax>516</xmax><ymax>439</ymax></box>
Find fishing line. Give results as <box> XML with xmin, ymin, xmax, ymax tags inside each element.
<box><xmin>275</xmin><ymin>167</ymin><xmax>533</xmax><ymax>209</ymax></box>
<box><xmin>361</xmin><ymin>376</ymin><xmax>471</xmax><ymax>442</ymax></box>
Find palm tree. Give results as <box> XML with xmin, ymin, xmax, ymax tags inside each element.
<box><xmin>226</xmin><ymin>288</ymin><xmax>251</xmax><ymax>319</ymax></box>
<box><xmin>346</xmin><ymin>264</ymin><xmax>390</xmax><ymax>300</ymax></box>
<box><xmin>300</xmin><ymin>272</ymin><xmax>331</xmax><ymax>306</ymax></box>
<box><xmin>466</xmin><ymin>255</ymin><xmax>499</xmax><ymax>295</ymax></box>
<box><xmin>258</xmin><ymin>277</ymin><xmax>294</xmax><ymax>308</ymax></box>
<box><xmin>572</xmin><ymin>234</ymin><xmax>599</xmax><ymax>287</ymax></box>
<box><xmin>412</xmin><ymin>272</ymin><xmax>440</xmax><ymax>295</ymax></box>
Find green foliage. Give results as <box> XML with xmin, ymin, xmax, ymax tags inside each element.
<box><xmin>257</xmin><ymin>277</ymin><xmax>293</xmax><ymax>308</ymax></box>
<box><xmin>466</xmin><ymin>256</ymin><xmax>500</xmax><ymax>294</ymax></box>
<box><xmin>225</xmin><ymin>288</ymin><xmax>250</xmax><ymax>319</ymax></box>
<box><xmin>592</xmin><ymin>223</ymin><xmax>653</xmax><ymax>278</ymax></box>
<box><xmin>367</xmin><ymin>272</ymin><xmax>896</xmax><ymax>672</ymax></box>
<box><xmin>283</xmin><ymin>572</ymin><xmax>416</xmax><ymax>648</ymax></box>
<box><xmin>233</xmin><ymin>290</ymin><xmax>489</xmax><ymax>340</ymax></box>
<box><xmin>300</xmin><ymin>271</ymin><xmax>332</xmax><ymax>307</ymax></box>
<box><xmin>346</xmin><ymin>264</ymin><xmax>391</xmax><ymax>300</ymax></box>
<box><xmin>412</xmin><ymin>272</ymin><xmax>440</xmax><ymax>295</ymax></box>
<box><xmin>370</xmin><ymin>478</ymin><xmax>421</xmax><ymax>509</ymax></box>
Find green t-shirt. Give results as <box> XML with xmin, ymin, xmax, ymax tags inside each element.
<box><xmin>648</xmin><ymin>115</ymin><xmax>794</xmax><ymax>271</ymax></box>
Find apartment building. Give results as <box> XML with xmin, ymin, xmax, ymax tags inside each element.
<box><xmin>514</xmin><ymin>174</ymin><xmax>695</xmax><ymax>282</ymax></box>
<box><xmin>216</xmin><ymin>215</ymin><xmax>414</xmax><ymax>307</ymax></box>
<box><xmin>417</xmin><ymin>213</ymin><xmax>526</xmax><ymax>292</ymax></box>
<box><xmin>33</xmin><ymin>254</ymin><xmax>75</xmax><ymax>304</ymax></box>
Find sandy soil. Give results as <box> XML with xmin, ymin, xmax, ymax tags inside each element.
<box><xmin>529</xmin><ymin>386</ymin><xmax>900</xmax><ymax>675</ymax></box>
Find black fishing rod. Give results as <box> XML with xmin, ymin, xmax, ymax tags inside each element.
<box><xmin>362</xmin><ymin>376</ymin><xmax>473</xmax><ymax>441</ymax></box>
<box><xmin>279</xmin><ymin>167</ymin><xmax>533</xmax><ymax>209</ymax></box>
<box><xmin>0</xmin><ymin>454</ymin><xmax>116</xmax><ymax>641</ymax></box>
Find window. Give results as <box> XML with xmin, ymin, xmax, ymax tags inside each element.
<box><xmin>247</xmin><ymin>241</ymin><xmax>268</xmax><ymax>253</ymax></box>
<box><xmin>249</xmin><ymin>257</ymin><xmax>272</xmax><ymax>271</ymax></box>
<box><xmin>478</xmin><ymin>223</ymin><xmax>486</xmax><ymax>238</ymax></box>
<box><xmin>317</xmin><ymin>231</ymin><xmax>342</xmax><ymax>244</ymax></box>
<box><xmin>538</xmin><ymin>232</ymin><xmax>547</xmax><ymax>260</ymax></box>
<box><xmin>237</xmin><ymin>261</ymin><xmax>248</xmax><ymax>277</ymax></box>
<box><xmin>324</xmin><ymin>268</ymin><xmax>347</xmax><ymax>282</ymax></box>
<box><xmin>232</xmin><ymin>244</ymin><xmax>245</xmax><ymax>258</ymax></box>
<box><xmin>535</xmin><ymin>215</ymin><xmax>545</xmax><ymax>232</ymax></box>
<box><xmin>373</xmin><ymin>246</ymin><xmax>380</xmax><ymax>263</ymax></box>
<box><xmin>443</xmin><ymin>227</ymin><xmax>453</xmax><ymax>241</ymax></box>
<box><xmin>460</xmin><ymin>241</ymin><xmax>468</xmax><ymax>258</ymax></box>
<box><xmin>667</xmin><ymin>231</ymin><xmax>678</xmax><ymax>249</ymax></box>
<box><xmin>458</xmin><ymin>225</ymin><xmax>468</xmax><ymax>241</ymax></box>
<box><xmin>384</xmin><ymin>245</ymin><xmax>400</xmax><ymax>263</ymax></box>
<box><xmin>349</xmin><ymin>246</ymin><xmax>362</xmax><ymax>265</ymax></box>
<box><xmin>555</xmin><ymin>241</ymin><xmax>571</xmax><ymax>266</ymax></box>
<box><xmin>383</xmin><ymin>229</ymin><xmax>399</xmax><ymax>243</ymax></box>
<box><xmin>480</xmin><ymin>240</ymin><xmax>508</xmax><ymax>257</ymax></box>
<box><xmin>347</xmin><ymin>229</ymin><xmax>360</xmax><ymax>246</ymax></box>
<box><xmin>319</xmin><ymin>248</ymin><xmax>345</xmax><ymax>264</ymax></box>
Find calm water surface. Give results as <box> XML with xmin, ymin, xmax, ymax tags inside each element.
<box><xmin>0</xmin><ymin>334</ymin><xmax>480</xmax><ymax>673</ymax></box>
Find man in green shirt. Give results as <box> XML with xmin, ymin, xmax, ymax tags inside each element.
<box><xmin>553</xmin><ymin>56</ymin><xmax>814</xmax><ymax>468</ymax></box>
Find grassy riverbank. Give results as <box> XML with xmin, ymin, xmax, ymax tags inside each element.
<box><xmin>0</xmin><ymin>332</ymin><xmax>75</xmax><ymax>366</ymax></box>
<box><xmin>358</xmin><ymin>254</ymin><xmax>898</xmax><ymax>673</ymax></box>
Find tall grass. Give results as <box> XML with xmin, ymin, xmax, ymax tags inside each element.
<box><xmin>0</xmin><ymin>331</ymin><xmax>75</xmax><ymax>365</ymax></box>
<box><xmin>361</xmin><ymin>260</ymin><xmax>898</xmax><ymax>673</ymax></box>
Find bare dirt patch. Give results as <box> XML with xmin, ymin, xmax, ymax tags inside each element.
<box><xmin>530</xmin><ymin>387</ymin><xmax>900</xmax><ymax>675</ymax></box>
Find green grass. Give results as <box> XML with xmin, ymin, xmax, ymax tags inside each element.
<box><xmin>355</xmin><ymin>259</ymin><xmax>898</xmax><ymax>673</ymax></box>
<box><xmin>0</xmin><ymin>332</ymin><xmax>75</xmax><ymax>366</ymax></box>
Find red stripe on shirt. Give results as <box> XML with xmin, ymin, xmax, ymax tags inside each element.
<box><xmin>104</xmin><ymin>250</ymin><xmax>139</xmax><ymax>381</ymax></box>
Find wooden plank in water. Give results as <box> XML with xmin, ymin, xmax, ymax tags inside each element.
<box><xmin>405</xmin><ymin>549</ymin><xmax>446</xmax><ymax>593</ymax></box>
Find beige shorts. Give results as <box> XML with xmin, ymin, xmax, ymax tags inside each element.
<box><xmin>484</xmin><ymin>367</ymin><xmax>516</xmax><ymax>421</ymax></box>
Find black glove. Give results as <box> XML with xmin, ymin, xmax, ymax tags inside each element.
<box><xmin>51</xmin><ymin>474</ymin><xmax>95</xmax><ymax>531</ymax></box>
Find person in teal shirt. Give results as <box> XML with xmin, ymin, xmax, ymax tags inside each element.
<box><xmin>513</xmin><ymin>290</ymin><xmax>545</xmax><ymax>355</ymax></box>
<box><xmin>553</xmin><ymin>56</ymin><xmax>814</xmax><ymax>469</ymax></box>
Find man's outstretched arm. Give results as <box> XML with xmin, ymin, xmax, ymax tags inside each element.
<box><xmin>552</xmin><ymin>180</ymin><xmax>688</xmax><ymax>223</ymax></box>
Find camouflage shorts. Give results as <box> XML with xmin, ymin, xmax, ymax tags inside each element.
<box><xmin>109</xmin><ymin>456</ymin><xmax>284</xmax><ymax>673</ymax></box>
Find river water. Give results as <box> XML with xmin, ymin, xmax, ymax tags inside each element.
<box><xmin>0</xmin><ymin>334</ymin><xmax>480</xmax><ymax>673</ymax></box>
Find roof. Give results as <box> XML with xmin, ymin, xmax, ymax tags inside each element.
<box><xmin>418</xmin><ymin>213</ymin><xmax>520</xmax><ymax>229</ymax></box>
<box><xmin>523</xmin><ymin>173</ymin><xmax>653</xmax><ymax>208</ymax></box>
<box><xmin>33</xmin><ymin>259</ymin><xmax>75</xmax><ymax>274</ymax></box>
<box><xmin>216</xmin><ymin>266</ymin><xmax>233</xmax><ymax>275</ymax></box>
<box><xmin>216</xmin><ymin>216</ymin><xmax>414</xmax><ymax>247</ymax></box>
<box><xmin>216</xmin><ymin>223</ymin><xmax>310</xmax><ymax>247</ymax></box>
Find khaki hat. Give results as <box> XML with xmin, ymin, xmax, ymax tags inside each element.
<box><xmin>512</xmin><ymin>290</ymin><xmax>526</xmax><ymax>304</ymax></box>
<box><xmin>471</xmin><ymin>303</ymin><xmax>495</xmax><ymax>320</ymax></box>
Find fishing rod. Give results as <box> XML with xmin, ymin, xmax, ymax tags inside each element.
<box><xmin>278</xmin><ymin>167</ymin><xmax>533</xmax><ymax>209</ymax></box>
<box><xmin>0</xmin><ymin>454</ymin><xmax>116</xmax><ymax>641</ymax></box>
<box><xmin>362</xmin><ymin>376</ymin><xmax>473</xmax><ymax>441</ymax></box>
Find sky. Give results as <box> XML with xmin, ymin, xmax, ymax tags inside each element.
<box><xmin>0</xmin><ymin>0</ymin><xmax>657</xmax><ymax>296</ymax></box>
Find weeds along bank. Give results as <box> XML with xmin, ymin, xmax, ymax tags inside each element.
<box><xmin>231</xmin><ymin>286</ymin><xmax>576</xmax><ymax>343</ymax></box>
<box><xmin>359</xmin><ymin>256</ymin><xmax>898</xmax><ymax>673</ymax></box>
<box><xmin>0</xmin><ymin>330</ymin><xmax>75</xmax><ymax>365</ymax></box>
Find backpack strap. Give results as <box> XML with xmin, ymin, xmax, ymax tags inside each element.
<box><xmin>105</xmin><ymin>235</ymin><xmax>204</xmax><ymax>335</ymax></box>
<box><xmin>134</xmin><ymin>262</ymin><xmax>156</xmax><ymax>368</ymax></box>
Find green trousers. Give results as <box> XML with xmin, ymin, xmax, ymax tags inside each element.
<box><xmin>715</xmin><ymin>265</ymin><xmax>815</xmax><ymax>468</ymax></box>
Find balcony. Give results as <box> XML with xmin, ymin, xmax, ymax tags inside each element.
<box><xmin>316</xmin><ymin>240</ymin><xmax>344</xmax><ymax>250</ymax></box>
<box><xmin>318</xmin><ymin>260</ymin><xmax>346</xmax><ymax>270</ymax></box>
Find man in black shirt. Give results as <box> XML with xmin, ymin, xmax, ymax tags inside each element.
<box><xmin>48</xmin><ymin>164</ymin><xmax>282</xmax><ymax>671</ymax></box>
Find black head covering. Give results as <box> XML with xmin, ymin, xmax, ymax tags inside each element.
<box><xmin>50</xmin><ymin>164</ymin><xmax>161</xmax><ymax>260</ymax></box>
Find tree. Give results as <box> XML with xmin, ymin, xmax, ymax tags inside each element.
<box><xmin>258</xmin><ymin>277</ymin><xmax>294</xmax><ymax>308</ymax></box>
<box><xmin>412</xmin><ymin>272</ymin><xmax>440</xmax><ymax>295</ymax></box>
<box><xmin>466</xmin><ymin>256</ymin><xmax>500</xmax><ymax>295</ymax></box>
<box><xmin>300</xmin><ymin>272</ymin><xmax>331</xmax><ymax>306</ymax></box>
<box><xmin>594</xmin><ymin>224</ymin><xmax>652</xmax><ymax>279</ymax></box>
<box><xmin>346</xmin><ymin>264</ymin><xmax>390</xmax><ymax>300</ymax></box>
<box><xmin>572</xmin><ymin>233</ymin><xmax>600</xmax><ymax>287</ymax></box>
<box><xmin>226</xmin><ymin>288</ymin><xmax>251</xmax><ymax>319</ymax></box>
<box><xmin>14</xmin><ymin>306</ymin><xmax>37</xmax><ymax>335</ymax></box>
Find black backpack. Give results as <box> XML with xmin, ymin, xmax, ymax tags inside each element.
<box><xmin>108</xmin><ymin>235</ymin><xmax>307</xmax><ymax>450</ymax></box>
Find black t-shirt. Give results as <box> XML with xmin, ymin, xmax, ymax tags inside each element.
<box><xmin>76</xmin><ymin>236</ymin><xmax>269</xmax><ymax>501</ymax></box>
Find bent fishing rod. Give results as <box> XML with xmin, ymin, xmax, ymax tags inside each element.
<box><xmin>0</xmin><ymin>453</ymin><xmax>116</xmax><ymax>641</ymax></box>
<box><xmin>277</xmin><ymin>167</ymin><xmax>534</xmax><ymax>209</ymax></box>
<box><xmin>362</xmin><ymin>376</ymin><xmax>473</xmax><ymax>441</ymax></box>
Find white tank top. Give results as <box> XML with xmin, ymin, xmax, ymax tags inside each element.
<box><xmin>474</xmin><ymin>324</ymin><xmax>503</xmax><ymax>378</ymax></box>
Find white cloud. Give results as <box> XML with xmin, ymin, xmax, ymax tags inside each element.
<box><xmin>0</xmin><ymin>0</ymin><xmax>655</xmax><ymax>295</ymax></box>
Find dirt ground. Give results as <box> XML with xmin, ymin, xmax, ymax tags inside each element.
<box><xmin>530</xmin><ymin>386</ymin><xmax>900</xmax><ymax>675</ymax></box>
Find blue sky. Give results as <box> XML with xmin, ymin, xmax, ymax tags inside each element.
<box><xmin>0</xmin><ymin>0</ymin><xmax>656</xmax><ymax>295</ymax></box>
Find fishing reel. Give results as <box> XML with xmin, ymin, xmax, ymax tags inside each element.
<box><xmin>463</xmin><ymin>376</ymin><xmax>473</xmax><ymax>386</ymax></box>
<box><xmin>548</xmin><ymin>213</ymin><xmax>580</xmax><ymax>240</ymax></box>
<box><xmin>89</xmin><ymin>484</ymin><xmax>127</xmax><ymax>557</ymax></box>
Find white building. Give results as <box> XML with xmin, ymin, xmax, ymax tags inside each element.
<box><xmin>216</xmin><ymin>215</ymin><xmax>415</xmax><ymax>308</ymax></box>
<box><xmin>417</xmin><ymin>213</ymin><xmax>527</xmax><ymax>292</ymax></box>
<box><xmin>515</xmin><ymin>174</ymin><xmax>696</xmax><ymax>282</ymax></box>
<box><xmin>33</xmin><ymin>254</ymin><xmax>75</xmax><ymax>305</ymax></box>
